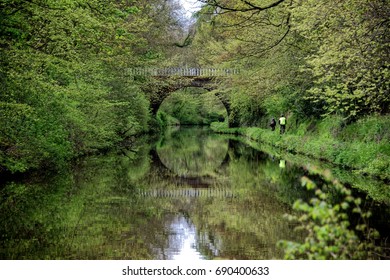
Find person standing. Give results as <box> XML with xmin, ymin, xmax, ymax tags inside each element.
<box><xmin>270</xmin><ymin>118</ymin><xmax>276</xmax><ymax>131</ymax></box>
<box><xmin>279</xmin><ymin>114</ymin><xmax>286</xmax><ymax>134</ymax></box>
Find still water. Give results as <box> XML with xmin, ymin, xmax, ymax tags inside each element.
<box><xmin>0</xmin><ymin>127</ymin><xmax>389</xmax><ymax>259</ymax></box>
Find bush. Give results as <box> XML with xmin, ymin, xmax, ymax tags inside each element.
<box><xmin>278</xmin><ymin>170</ymin><xmax>381</xmax><ymax>260</ymax></box>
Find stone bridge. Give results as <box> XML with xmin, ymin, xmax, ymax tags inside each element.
<box><xmin>132</xmin><ymin>68</ymin><xmax>237</xmax><ymax>122</ymax></box>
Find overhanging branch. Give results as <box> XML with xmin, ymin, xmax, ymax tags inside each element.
<box><xmin>199</xmin><ymin>0</ymin><xmax>287</xmax><ymax>13</ymax></box>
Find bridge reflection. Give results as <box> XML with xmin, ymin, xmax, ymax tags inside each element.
<box><xmin>138</xmin><ymin>188</ymin><xmax>236</xmax><ymax>198</ymax></box>
<box><xmin>142</xmin><ymin>127</ymin><xmax>235</xmax><ymax>198</ymax></box>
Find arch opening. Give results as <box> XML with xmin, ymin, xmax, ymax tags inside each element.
<box><xmin>156</xmin><ymin>86</ymin><xmax>228</xmax><ymax>127</ymax></box>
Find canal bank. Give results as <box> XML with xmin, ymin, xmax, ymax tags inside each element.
<box><xmin>210</xmin><ymin>115</ymin><xmax>390</xmax><ymax>182</ymax></box>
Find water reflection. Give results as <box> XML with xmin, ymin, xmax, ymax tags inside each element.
<box><xmin>0</xmin><ymin>127</ymin><xmax>389</xmax><ymax>260</ymax></box>
<box><xmin>156</xmin><ymin>126</ymin><xmax>229</xmax><ymax>177</ymax></box>
<box><xmin>156</xmin><ymin>215</ymin><xmax>204</xmax><ymax>260</ymax></box>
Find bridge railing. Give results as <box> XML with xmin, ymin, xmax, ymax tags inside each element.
<box><xmin>127</xmin><ymin>67</ymin><xmax>239</xmax><ymax>77</ymax></box>
<box><xmin>138</xmin><ymin>188</ymin><xmax>236</xmax><ymax>198</ymax></box>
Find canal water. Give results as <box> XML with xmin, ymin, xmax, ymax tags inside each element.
<box><xmin>0</xmin><ymin>126</ymin><xmax>389</xmax><ymax>259</ymax></box>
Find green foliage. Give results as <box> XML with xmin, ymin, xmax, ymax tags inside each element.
<box><xmin>337</xmin><ymin>115</ymin><xmax>390</xmax><ymax>143</ymax></box>
<box><xmin>156</xmin><ymin>111</ymin><xmax>180</xmax><ymax>128</ymax></box>
<box><xmin>193</xmin><ymin>0</ymin><xmax>389</xmax><ymax>126</ymax></box>
<box><xmin>228</xmin><ymin>88</ymin><xmax>264</xmax><ymax>127</ymax></box>
<box><xmin>210</xmin><ymin>121</ymin><xmax>230</xmax><ymax>132</ymax></box>
<box><xmin>191</xmin><ymin>1</ymin><xmax>311</xmax><ymax>127</ymax></box>
<box><xmin>0</xmin><ymin>0</ymin><xmax>184</xmax><ymax>173</ymax></box>
<box><xmin>211</xmin><ymin>114</ymin><xmax>390</xmax><ymax>180</ymax></box>
<box><xmin>2</xmin><ymin>0</ymin><xmax>388</xmax><ymax>176</ymax></box>
<box><xmin>158</xmin><ymin>89</ymin><xmax>227</xmax><ymax>126</ymax></box>
<box><xmin>278</xmin><ymin>171</ymin><xmax>381</xmax><ymax>259</ymax></box>
<box><xmin>262</xmin><ymin>85</ymin><xmax>324</xmax><ymax>121</ymax></box>
<box><xmin>291</xmin><ymin>0</ymin><xmax>390</xmax><ymax>118</ymax></box>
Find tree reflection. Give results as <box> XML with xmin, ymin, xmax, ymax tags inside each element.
<box><xmin>1</xmin><ymin>128</ymin><xmax>387</xmax><ymax>260</ymax></box>
<box><xmin>156</xmin><ymin>126</ymin><xmax>229</xmax><ymax>177</ymax></box>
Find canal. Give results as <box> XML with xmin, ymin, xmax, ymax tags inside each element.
<box><xmin>0</xmin><ymin>126</ymin><xmax>389</xmax><ymax>259</ymax></box>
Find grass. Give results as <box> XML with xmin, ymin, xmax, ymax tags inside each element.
<box><xmin>211</xmin><ymin>115</ymin><xmax>390</xmax><ymax>181</ymax></box>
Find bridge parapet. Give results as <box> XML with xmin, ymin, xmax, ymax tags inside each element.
<box><xmin>138</xmin><ymin>188</ymin><xmax>236</xmax><ymax>198</ymax></box>
<box><xmin>128</xmin><ymin>67</ymin><xmax>239</xmax><ymax>77</ymax></box>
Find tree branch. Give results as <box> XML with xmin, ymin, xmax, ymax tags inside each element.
<box><xmin>200</xmin><ymin>0</ymin><xmax>287</xmax><ymax>13</ymax></box>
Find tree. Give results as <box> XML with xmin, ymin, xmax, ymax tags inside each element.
<box><xmin>189</xmin><ymin>0</ymin><xmax>308</xmax><ymax>126</ymax></box>
<box><xmin>0</xmin><ymin>0</ymin><xmax>185</xmax><ymax>173</ymax></box>
<box><xmin>191</xmin><ymin>0</ymin><xmax>389</xmax><ymax>125</ymax></box>
<box><xmin>291</xmin><ymin>0</ymin><xmax>390</xmax><ymax>118</ymax></box>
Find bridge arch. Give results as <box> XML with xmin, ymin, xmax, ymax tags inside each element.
<box><xmin>134</xmin><ymin>67</ymin><xmax>237</xmax><ymax>127</ymax></box>
<box><xmin>144</xmin><ymin>77</ymin><xmax>231</xmax><ymax>125</ymax></box>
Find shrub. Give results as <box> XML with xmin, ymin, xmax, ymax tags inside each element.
<box><xmin>278</xmin><ymin>170</ymin><xmax>381</xmax><ymax>259</ymax></box>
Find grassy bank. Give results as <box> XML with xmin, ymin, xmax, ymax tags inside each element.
<box><xmin>211</xmin><ymin>115</ymin><xmax>390</xmax><ymax>181</ymax></box>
